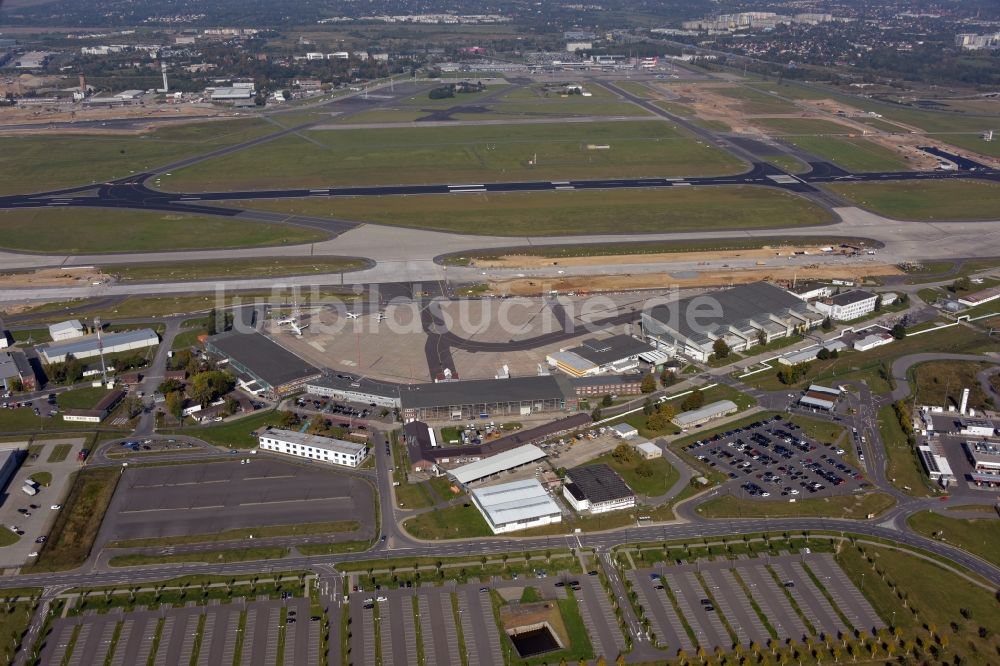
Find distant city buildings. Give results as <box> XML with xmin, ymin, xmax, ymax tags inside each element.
<box><xmin>955</xmin><ymin>32</ymin><xmax>1000</xmax><ymax>51</ymax></box>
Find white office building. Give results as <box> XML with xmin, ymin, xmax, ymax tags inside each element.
<box><xmin>813</xmin><ymin>290</ymin><xmax>879</xmax><ymax>321</ymax></box>
<box><xmin>257</xmin><ymin>428</ymin><xmax>368</xmax><ymax>467</ymax></box>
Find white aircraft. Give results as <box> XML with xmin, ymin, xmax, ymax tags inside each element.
<box><xmin>345</xmin><ymin>312</ymin><xmax>362</xmax><ymax>319</ymax></box>
<box><xmin>288</xmin><ymin>321</ymin><xmax>309</xmax><ymax>336</ymax></box>
<box><xmin>274</xmin><ymin>315</ymin><xmax>297</xmax><ymax>325</ymax></box>
<box><xmin>375</xmin><ymin>313</ymin><xmax>387</xmax><ymax>322</ymax></box>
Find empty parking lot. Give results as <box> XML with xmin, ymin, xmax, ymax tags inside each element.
<box><xmin>628</xmin><ymin>553</ymin><xmax>883</xmax><ymax>653</ymax></box>
<box><xmin>99</xmin><ymin>458</ymin><xmax>374</xmax><ymax>542</ymax></box>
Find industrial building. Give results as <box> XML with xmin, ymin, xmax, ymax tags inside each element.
<box><xmin>918</xmin><ymin>442</ymin><xmax>954</xmax><ymax>486</ymax></box>
<box><xmin>778</xmin><ymin>341</ymin><xmax>847</xmax><ymax>366</ymax></box>
<box><xmin>402</xmin><ymin>420</ymin><xmax>437</xmax><ymax>473</ymax></box>
<box><xmin>257</xmin><ymin>427</ymin><xmax>368</xmax><ymax>467</ymax></box>
<box><xmin>672</xmin><ymin>399</ymin><xmax>738</xmax><ymax>428</ymax></box>
<box><xmin>813</xmin><ymin>290</ymin><xmax>879</xmax><ymax>321</ymax></box>
<box><xmin>307</xmin><ymin>374</ymin><xmax>401</xmax><ymax>408</ymax></box>
<box><xmin>0</xmin><ymin>446</ymin><xmax>24</xmax><ymax>496</ymax></box>
<box><xmin>964</xmin><ymin>441</ymin><xmax>1000</xmax><ymax>476</ymax></box>
<box><xmin>546</xmin><ymin>335</ymin><xmax>654</xmax><ymax>377</ymax></box>
<box><xmin>48</xmin><ymin>319</ymin><xmax>85</xmax><ymax>341</ymax></box>
<box><xmin>786</xmin><ymin>281</ymin><xmax>832</xmax><ymax>302</ymax></box>
<box><xmin>853</xmin><ymin>331</ymin><xmax>894</xmax><ymax>352</ymax></box>
<box><xmin>609</xmin><ymin>423</ymin><xmax>638</xmax><ymax>439</ymax></box>
<box><xmin>0</xmin><ymin>350</ymin><xmax>37</xmax><ymax>392</ymax></box>
<box><xmin>210</xmin><ymin>86</ymin><xmax>255</xmax><ymax>101</ymax></box>
<box><xmin>206</xmin><ymin>331</ymin><xmax>321</xmax><ymax>399</ymax></box>
<box><xmin>641</xmin><ymin>281</ymin><xmax>823</xmax><ymax>362</ymax></box>
<box><xmin>399</xmin><ymin>375</ymin><xmax>576</xmax><ymax>421</ymax></box>
<box><xmin>62</xmin><ymin>389</ymin><xmax>125</xmax><ymax>423</ymax></box>
<box><xmin>958</xmin><ymin>285</ymin><xmax>1000</xmax><ymax>308</ymax></box>
<box><xmin>798</xmin><ymin>384</ymin><xmax>841</xmax><ymax>411</ymax></box>
<box><xmin>470</xmin><ymin>478</ymin><xmax>562</xmax><ymax>534</ymax></box>
<box><xmin>39</xmin><ymin>329</ymin><xmax>158</xmax><ymax>364</ymax></box>
<box><xmin>570</xmin><ymin>373</ymin><xmax>645</xmax><ymax>398</ymax></box>
<box><xmin>562</xmin><ymin>464</ymin><xmax>636</xmax><ymax>514</ymax></box>
<box><xmin>449</xmin><ymin>444</ymin><xmax>546</xmax><ymax>485</ymax></box>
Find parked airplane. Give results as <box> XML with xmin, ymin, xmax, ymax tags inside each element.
<box><xmin>345</xmin><ymin>312</ymin><xmax>362</xmax><ymax>319</ymax></box>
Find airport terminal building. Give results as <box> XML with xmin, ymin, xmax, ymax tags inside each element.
<box><xmin>399</xmin><ymin>375</ymin><xmax>576</xmax><ymax>421</ymax></box>
<box><xmin>641</xmin><ymin>282</ymin><xmax>823</xmax><ymax>362</ymax></box>
<box><xmin>207</xmin><ymin>331</ymin><xmax>322</xmax><ymax>399</ymax></box>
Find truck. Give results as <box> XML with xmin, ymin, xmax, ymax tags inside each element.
<box><xmin>22</xmin><ymin>481</ymin><xmax>38</xmax><ymax>496</ymax></box>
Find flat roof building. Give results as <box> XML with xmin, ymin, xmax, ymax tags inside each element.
<box><xmin>958</xmin><ymin>285</ymin><xmax>1000</xmax><ymax>308</ymax></box>
<box><xmin>0</xmin><ymin>350</ymin><xmax>37</xmax><ymax>392</ymax></box>
<box><xmin>563</xmin><ymin>464</ymin><xmax>636</xmax><ymax>514</ymax></box>
<box><xmin>964</xmin><ymin>441</ymin><xmax>1000</xmax><ymax>475</ymax></box>
<box><xmin>918</xmin><ymin>442</ymin><xmax>954</xmax><ymax>486</ymax></box>
<box><xmin>307</xmin><ymin>374</ymin><xmax>401</xmax><ymax>408</ymax></box>
<box><xmin>814</xmin><ymin>290</ymin><xmax>878</xmax><ymax>321</ymax></box>
<box><xmin>632</xmin><ymin>439</ymin><xmax>662</xmax><ymax>459</ymax></box>
<box><xmin>570</xmin><ymin>373</ymin><xmax>645</xmax><ymax>397</ymax></box>
<box><xmin>39</xmin><ymin>329</ymin><xmax>158</xmax><ymax>364</ymax></box>
<box><xmin>62</xmin><ymin>389</ymin><xmax>125</xmax><ymax>423</ymax></box>
<box><xmin>471</xmin><ymin>478</ymin><xmax>562</xmax><ymax>534</ymax></box>
<box><xmin>642</xmin><ymin>282</ymin><xmax>822</xmax><ymax>362</ymax></box>
<box><xmin>48</xmin><ymin>319</ymin><xmax>85</xmax><ymax>341</ymax></box>
<box><xmin>786</xmin><ymin>281</ymin><xmax>832</xmax><ymax>302</ymax></box>
<box><xmin>672</xmin><ymin>399</ymin><xmax>738</xmax><ymax>428</ymax></box>
<box><xmin>206</xmin><ymin>331</ymin><xmax>321</xmax><ymax>399</ymax></box>
<box><xmin>257</xmin><ymin>427</ymin><xmax>367</xmax><ymax>467</ymax></box>
<box><xmin>547</xmin><ymin>335</ymin><xmax>654</xmax><ymax>377</ymax></box>
<box><xmin>610</xmin><ymin>423</ymin><xmax>638</xmax><ymax>439</ymax></box>
<box><xmin>449</xmin><ymin>444</ymin><xmax>546</xmax><ymax>485</ymax></box>
<box><xmin>399</xmin><ymin>375</ymin><xmax>576</xmax><ymax>421</ymax></box>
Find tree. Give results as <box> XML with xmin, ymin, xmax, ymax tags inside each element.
<box><xmin>123</xmin><ymin>396</ymin><xmax>143</xmax><ymax>419</ymax></box>
<box><xmin>206</xmin><ymin>307</ymin><xmax>219</xmax><ymax>336</ymax></box>
<box><xmin>279</xmin><ymin>410</ymin><xmax>300</xmax><ymax>428</ymax></box>
<box><xmin>681</xmin><ymin>387</ymin><xmax>705</xmax><ymax>411</ymax></box>
<box><xmin>660</xmin><ymin>367</ymin><xmax>676</xmax><ymax>386</ymax></box>
<box><xmin>189</xmin><ymin>370</ymin><xmax>235</xmax><ymax>406</ymax></box>
<box><xmin>164</xmin><ymin>391</ymin><xmax>183</xmax><ymax>420</ymax></box>
<box><xmin>646</xmin><ymin>411</ymin><xmax>669</xmax><ymax>432</ymax></box>
<box><xmin>640</xmin><ymin>373</ymin><xmax>656</xmax><ymax>394</ymax></box>
<box><xmin>822</xmin><ymin>316</ymin><xmax>834</xmax><ymax>331</ymax></box>
<box><xmin>602</xmin><ymin>394</ymin><xmax>614</xmax><ymax>407</ymax></box>
<box><xmin>659</xmin><ymin>401</ymin><xmax>677</xmax><ymax>420</ymax></box>
<box><xmin>157</xmin><ymin>378</ymin><xmax>184</xmax><ymax>394</ymax></box>
<box><xmin>712</xmin><ymin>338</ymin><xmax>731</xmax><ymax>359</ymax></box>
<box><xmin>891</xmin><ymin>323</ymin><xmax>907</xmax><ymax>339</ymax></box>
<box><xmin>874</xmin><ymin>294</ymin><xmax>883</xmax><ymax>311</ymax></box>
<box><xmin>591</xmin><ymin>407</ymin><xmax>602</xmax><ymax>421</ymax></box>
<box><xmin>757</xmin><ymin>329</ymin><xmax>767</xmax><ymax>347</ymax></box>
<box><xmin>642</xmin><ymin>397</ymin><xmax>654</xmax><ymax>416</ymax></box>
<box><xmin>817</xmin><ymin>347</ymin><xmax>831</xmax><ymax>360</ymax></box>
<box><xmin>612</xmin><ymin>443</ymin><xmax>636</xmax><ymax>465</ymax></box>
<box><xmin>951</xmin><ymin>276</ymin><xmax>972</xmax><ymax>292</ymax></box>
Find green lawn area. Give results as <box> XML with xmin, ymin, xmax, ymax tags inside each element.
<box><xmin>0</xmin><ymin>598</ymin><xmax>35</xmax><ymax>660</ymax></box>
<box><xmin>56</xmin><ymin>386</ymin><xmax>113</xmax><ymax>410</ymax></box>
<box><xmin>751</xmin><ymin>117</ymin><xmax>855</xmax><ymax>135</ymax></box>
<box><xmin>162</xmin><ymin>120</ymin><xmax>744</xmax><ymax>191</ymax></box>
<box><xmin>786</xmin><ymin>414</ymin><xmax>846</xmax><ymax>445</ymax></box>
<box><xmin>695</xmin><ymin>492</ymin><xmax>895</xmax><ymax>519</ymax></box>
<box><xmin>911</xmin><ymin>360</ymin><xmax>992</xmax><ymax>411</ymax></box>
<box><xmin>0</xmin><ymin>118</ymin><xmax>272</xmax><ymax>196</ymax></box>
<box><xmin>586</xmin><ymin>451</ymin><xmax>679</xmax><ymax>497</ymax></box>
<box><xmin>713</xmin><ymin>87</ymin><xmax>797</xmax><ymax>114</ymax></box>
<box><xmin>786</xmin><ymin>135</ymin><xmax>912</xmax><ymax>172</ymax></box>
<box><xmin>28</xmin><ymin>467</ymin><xmax>120</xmax><ymax>571</ymax></box>
<box><xmin>240</xmin><ymin>186</ymin><xmax>831</xmax><ymax>236</ymax></box>
<box><xmin>102</xmin><ymin>257</ymin><xmax>368</xmax><ymax>283</ymax></box>
<box><xmin>29</xmin><ymin>471</ymin><xmax>52</xmax><ymax>487</ymax></box>
<box><xmin>826</xmin><ymin>180</ymin><xmax>1000</xmax><ymax>220</ymax></box>
<box><xmin>162</xmin><ymin>410</ymin><xmax>287</xmax><ymax>449</ymax></box>
<box><xmin>106</xmin><ymin>520</ymin><xmax>360</xmax><ymax>549</ymax></box>
<box><xmin>402</xmin><ymin>503</ymin><xmax>493</xmax><ymax>540</ymax></box>
<box><xmin>906</xmin><ymin>511</ymin><xmax>1000</xmax><ymax>568</ymax></box>
<box><xmin>10</xmin><ymin>328</ymin><xmax>51</xmax><ymax>344</ymax></box>
<box><xmin>835</xmin><ymin>543</ymin><xmax>1000</xmax><ymax>662</ymax></box>
<box><xmin>47</xmin><ymin>443</ymin><xmax>72</xmax><ymax>463</ymax></box>
<box><xmin>109</xmin><ymin>547</ymin><xmax>289</xmax><ymax>567</ymax></box>
<box><xmin>171</xmin><ymin>328</ymin><xmax>206</xmax><ymax>351</ymax></box>
<box><xmin>0</xmin><ymin>408</ymin><xmax>95</xmax><ymax>433</ymax></box>
<box><xmin>0</xmin><ymin>208</ymin><xmax>327</xmax><ymax>254</ymax></box>
<box><xmin>608</xmin><ymin>384</ymin><xmax>756</xmax><ymax>439</ymax></box>
<box><xmin>0</xmin><ymin>527</ymin><xmax>19</xmax><ymax>547</ymax></box>
<box><xmin>743</xmin><ymin>325</ymin><xmax>994</xmax><ymax>393</ymax></box>
<box><xmin>935</xmin><ymin>132</ymin><xmax>1000</xmax><ymax>159</ymax></box>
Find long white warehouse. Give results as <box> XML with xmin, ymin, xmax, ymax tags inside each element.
<box><xmin>449</xmin><ymin>444</ymin><xmax>546</xmax><ymax>485</ymax></box>
<box><xmin>38</xmin><ymin>329</ymin><xmax>159</xmax><ymax>364</ymax></box>
<box><xmin>471</xmin><ymin>478</ymin><xmax>562</xmax><ymax>534</ymax></box>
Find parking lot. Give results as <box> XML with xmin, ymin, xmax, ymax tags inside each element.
<box><xmin>97</xmin><ymin>458</ymin><xmax>375</xmax><ymax>543</ymax></box>
<box><xmin>628</xmin><ymin>553</ymin><xmax>883</xmax><ymax>652</ymax></box>
<box><xmin>685</xmin><ymin>415</ymin><xmax>867</xmax><ymax>500</ymax></box>
<box><xmin>347</xmin><ymin>573</ymin><xmax>626</xmax><ymax>665</ymax></box>
<box><xmin>0</xmin><ymin>437</ymin><xmax>86</xmax><ymax>569</ymax></box>
<box><xmin>39</xmin><ymin>595</ymin><xmax>320</xmax><ymax>665</ymax></box>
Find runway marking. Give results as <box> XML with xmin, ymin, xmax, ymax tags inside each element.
<box><xmin>243</xmin><ymin>474</ymin><xmax>296</xmax><ymax>481</ymax></box>
<box><xmin>237</xmin><ymin>496</ymin><xmax>348</xmax><ymax>506</ymax></box>
<box><xmin>132</xmin><ymin>480</ymin><xmax>228</xmax><ymax>488</ymax></box>
<box><xmin>121</xmin><ymin>505</ymin><xmax>225</xmax><ymax>514</ymax></box>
